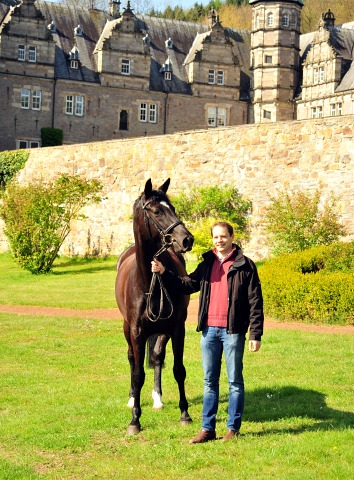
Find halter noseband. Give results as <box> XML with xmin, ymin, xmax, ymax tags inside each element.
<box><xmin>141</xmin><ymin>196</ymin><xmax>183</xmax><ymax>245</ymax></box>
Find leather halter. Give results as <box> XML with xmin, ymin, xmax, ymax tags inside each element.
<box><xmin>140</xmin><ymin>196</ymin><xmax>183</xmax><ymax>245</ymax></box>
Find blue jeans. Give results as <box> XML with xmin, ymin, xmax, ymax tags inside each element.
<box><xmin>200</xmin><ymin>326</ymin><xmax>245</xmax><ymax>432</ymax></box>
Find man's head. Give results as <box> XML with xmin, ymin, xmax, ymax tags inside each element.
<box><xmin>211</xmin><ymin>222</ymin><xmax>234</xmax><ymax>258</ymax></box>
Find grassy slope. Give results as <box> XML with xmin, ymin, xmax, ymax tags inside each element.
<box><xmin>0</xmin><ymin>314</ymin><xmax>353</xmax><ymax>479</ymax></box>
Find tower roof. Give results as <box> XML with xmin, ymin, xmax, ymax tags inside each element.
<box><xmin>249</xmin><ymin>0</ymin><xmax>304</xmax><ymax>5</ymax></box>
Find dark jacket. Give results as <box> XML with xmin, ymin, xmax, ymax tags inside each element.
<box><xmin>163</xmin><ymin>245</ymin><xmax>264</xmax><ymax>341</ymax></box>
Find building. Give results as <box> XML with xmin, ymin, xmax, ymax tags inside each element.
<box><xmin>1</xmin><ymin>0</ymin><xmax>354</xmax><ymax>151</ymax></box>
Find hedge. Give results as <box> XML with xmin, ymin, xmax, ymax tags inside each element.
<box><xmin>41</xmin><ymin>127</ymin><xmax>63</xmax><ymax>147</ymax></box>
<box><xmin>0</xmin><ymin>150</ymin><xmax>29</xmax><ymax>188</ymax></box>
<box><xmin>258</xmin><ymin>243</ymin><xmax>354</xmax><ymax>325</ymax></box>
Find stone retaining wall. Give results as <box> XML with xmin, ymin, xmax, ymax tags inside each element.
<box><xmin>1</xmin><ymin>115</ymin><xmax>354</xmax><ymax>260</ymax></box>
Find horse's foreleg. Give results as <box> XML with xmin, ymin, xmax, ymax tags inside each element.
<box><xmin>127</xmin><ymin>333</ymin><xmax>146</xmax><ymax>435</ymax></box>
<box><xmin>152</xmin><ymin>335</ymin><xmax>169</xmax><ymax>410</ymax></box>
<box><xmin>124</xmin><ymin>321</ymin><xmax>135</xmax><ymax>408</ymax></box>
<box><xmin>171</xmin><ymin>327</ymin><xmax>192</xmax><ymax>425</ymax></box>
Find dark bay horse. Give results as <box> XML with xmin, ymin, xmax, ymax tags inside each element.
<box><xmin>115</xmin><ymin>179</ymin><xmax>194</xmax><ymax>435</ymax></box>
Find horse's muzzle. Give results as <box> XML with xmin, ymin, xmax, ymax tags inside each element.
<box><xmin>182</xmin><ymin>234</ymin><xmax>194</xmax><ymax>252</ymax></box>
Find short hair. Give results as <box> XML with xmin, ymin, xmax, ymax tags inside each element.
<box><xmin>211</xmin><ymin>221</ymin><xmax>233</xmax><ymax>237</ymax></box>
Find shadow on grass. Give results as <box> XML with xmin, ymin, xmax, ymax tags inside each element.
<box><xmin>51</xmin><ymin>264</ymin><xmax>117</xmax><ymax>276</ymax></box>
<box><xmin>205</xmin><ymin>386</ymin><xmax>354</xmax><ymax>434</ymax></box>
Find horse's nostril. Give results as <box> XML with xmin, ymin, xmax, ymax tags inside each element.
<box><xmin>183</xmin><ymin>235</ymin><xmax>194</xmax><ymax>249</ymax></box>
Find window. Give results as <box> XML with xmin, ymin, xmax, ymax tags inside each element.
<box><xmin>18</xmin><ymin>45</ymin><xmax>26</xmax><ymax>61</ymax></box>
<box><xmin>263</xmin><ymin>110</ymin><xmax>271</xmax><ymax>119</ymax></box>
<box><xmin>317</xmin><ymin>106</ymin><xmax>323</xmax><ymax>118</ymax></box>
<box><xmin>21</xmin><ymin>89</ymin><xmax>30</xmax><ymax>109</ymax></box>
<box><xmin>320</xmin><ymin>66</ymin><xmax>324</xmax><ymax>82</ymax></box>
<box><xmin>312</xmin><ymin>107</ymin><xmax>317</xmax><ymax>119</ymax></box>
<box><xmin>66</xmin><ymin>95</ymin><xmax>74</xmax><ymax>115</ymax></box>
<box><xmin>331</xmin><ymin>104</ymin><xmax>336</xmax><ymax>116</ymax></box>
<box><xmin>149</xmin><ymin>104</ymin><xmax>157</xmax><ymax>123</ymax></box>
<box><xmin>70</xmin><ymin>60</ymin><xmax>78</xmax><ymax>69</ymax></box>
<box><xmin>208</xmin><ymin>107</ymin><xmax>227</xmax><ymax>127</ymax></box>
<box><xmin>76</xmin><ymin>96</ymin><xmax>84</xmax><ymax>116</ymax></box>
<box><xmin>283</xmin><ymin>14</ymin><xmax>289</xmax><ymax>27</ymax></box>
<box><xmin>314</xmin><ymin>68</ymin><xmax>318</xmax><ymax>84</ymax></box>
<box><xmin>267</xmin><ymin>12</ymin><xmax>274</xmax><ymax>27</ymax></box>
<box><xmin>164</xmin><ymin>71</ymin><xmax>171</xmax><ymax>81</ymax></box>
<box><xmin>208</xmin><ymin>70</ymin><xmax>215</xmax><ymax>84</ymax></box>
<box><xmin>121</xmin><ymin>59</ymin><xmax>130</xmax><ymax>75</ymax></box>
<box><xmin>217</xmin><ymin>71</ymin><xmax>224</xmax><ymax>85</ymax></box>
<box><xmin>265</xmin><ymin>55</ymin><xmax>272</xmax><ymax>64</ymax></box>
<box><xmin>140</xmin><ymin>103</ymin><xmax>147</xmax><ymax>122</ymax></box>
<box><xmin>256</xmin><ymin>15</ymin><xmax>259</xmax><ymax>28</ymax></box>
<box><xmin>19</xmin><ymin>140</ymin><xmax>28</xmax><ymax>149</ymax></box>
<box><xmin>30</xmin><ymin>141</ymin><xmax>40</xmax><ymax>148</ymax></box>
<box><xmin>32</xmin><ymin>91</ymin><xmax>41</xmax><ymax>110</ymax></box>
<box><xmin>337</xmin><ymin>103</ymin><xmax>342</xmax><ymax>115</ymax></box>
<box><xmin>119</xmin><ymin>110</ymin><xmax>128</xmax><ymax>130</ymax></box>
<box><xmin>28</xmin><ymin>46</ymin><xmax>36</xmax><ymax>62</ymax></box>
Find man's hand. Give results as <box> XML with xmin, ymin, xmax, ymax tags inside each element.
<box><xmin>151</xmin><ymin>259</ymin><xmax>165</xmax><ymax>275</ymax></box>
<box><xmin>249</xmin><ymin>340</ymin><xmax>261</xmax><ymax>352</ymax></box>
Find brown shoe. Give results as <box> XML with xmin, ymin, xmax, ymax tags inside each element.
<box><xmin>222</xmin><ymin>429</ymin><xmax>239</xmax><ymax>441</ymax></box>
<box><xmin>189</xmin><ymin>429</ymin><xmax>216</xmax><ymax>444</ymax></box>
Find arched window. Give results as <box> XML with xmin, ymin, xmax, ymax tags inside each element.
<box><xmin>256</xmin><ymin>15</ymin><xmax>259</xmax><ymax>28</ymax></box>
<box><xmin>267</xmin><ymin>12</ymin><xmax>274</xmax><ymax>27</ymax></box>
<box><xmin>119</xmin><ymin>110</ymin><xmax>128</xmax><ymax>130</ymax></box>
<box><xmin>283</xmin><ymin>14</ymin><xmax>289</xmax><ymax>27</ymax></box>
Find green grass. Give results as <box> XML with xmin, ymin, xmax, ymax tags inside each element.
<box><xmin>0</xmin><ymin>313</ymin><xmax>353</xmax><ymax>479</ymax></box>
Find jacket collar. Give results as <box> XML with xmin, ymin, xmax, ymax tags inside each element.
<box><xmin>202</xmin><ymin>244</ymin><xmax>246</xmax><ymax>268</ymax></box>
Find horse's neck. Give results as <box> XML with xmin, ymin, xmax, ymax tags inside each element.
<box><xmin>134</xmin><ymin>235</ymin><xmax>160</xmax><ymax>288</ymax></box>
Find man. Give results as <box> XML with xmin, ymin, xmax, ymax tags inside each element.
<box><xmin>151</xmin><ymin>221</ymin><xmax>263</xmax><ymax>443</ymax></box>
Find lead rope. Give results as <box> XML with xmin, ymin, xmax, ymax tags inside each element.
<box><xmin>146</xmin><ymin>241</ymin><xmax>174</xmax><ymax>322</ymax></box>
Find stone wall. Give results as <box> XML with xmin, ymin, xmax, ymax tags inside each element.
<box><xmin>1</xmin><ymin>115</ymin><xmax>354</xmax><ymax>260</ymax></box>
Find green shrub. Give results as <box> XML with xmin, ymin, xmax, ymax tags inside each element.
<box><xmin>41</xmin><ymin>127</ymin><xmax>63</xmax><ymax>147</ymax></box>
<box><xmin>263</xmin><ymin>186</ymin><xmax>346</xmax><ymax>255</ymax></box>
<box><xmin>173</xmin><ymin>184</ymin><xmax>252</xmax><ymax>259</ymax></box>
<box><xmin>0</xmin><ymin>174</ymin><xmax>103</xmax><ymax>274</ymax></box>
<box><xmin>259</xmin><ymin>242</ymin><xmax>354</xmax><ymax>325</ymax></box>
<box><xmin>0</xmin><ymin>150</ymin><xmax>29</xmax><ymax>188</ymax></box>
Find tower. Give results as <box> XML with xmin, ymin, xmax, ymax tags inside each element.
<box><xmin>249</xmin><ymin>0</ymin><xmax>303</xmax><ymax>123</ymax></box>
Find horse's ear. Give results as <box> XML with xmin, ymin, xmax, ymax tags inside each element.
<box><xmin>158</xmin><ymin>178</ymin><xmax>170</xmax><ymax>194</ymax></box>
<box><xmin>144</xmin><ymin>179</ymin><xmax>153</xmax><ymax>199</ymax></box>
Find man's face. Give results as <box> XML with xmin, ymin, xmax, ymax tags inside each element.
<box><xmin>212</xmin><ymin>226</ymin><xmax>234</xmax><ymax>257</ymax></box>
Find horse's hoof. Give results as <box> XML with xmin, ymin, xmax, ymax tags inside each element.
<box><xmin>127</xmin><ymin>425</ymin><xmax>140</xmax><ymax>435</ymax></box>
<box><xmin>180</xmin><ymin>419</ymin><xmax>193</xmax><ymax>426</ymax></box>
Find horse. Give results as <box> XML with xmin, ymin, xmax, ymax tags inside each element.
<box><xmin>115</xmin><ymin>178</ymin><xmax>194</xmax><ymax>435</ymax></box>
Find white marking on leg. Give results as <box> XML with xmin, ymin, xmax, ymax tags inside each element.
<box><xmin>152</xmin><ymin>389</ymin><xmax>164</xmax><ymax>410</ymax></box>
<box><xmin>127</xmin><ymin>397</ymin><xmax>134</xmax><ymax>408</ymax></box>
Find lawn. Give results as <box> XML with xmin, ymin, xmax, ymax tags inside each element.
<box><xmin>0</xmin><ymin>312</ymin><xmax>353</xmax><ymax>479</ymax></box>
<box><xmin>0</xmin><ymin>253</ymin><xmax>200</xmax><ymax>309</ymax></box>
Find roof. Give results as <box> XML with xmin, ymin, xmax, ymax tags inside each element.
<box><xmin>249</xmin><ymin>0</ymin><xmax>304</xmax><ymax>5</ymax></box>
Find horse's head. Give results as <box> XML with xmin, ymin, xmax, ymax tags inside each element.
<box><xmin>135</xmin><ymin>179</ymin><xmax>194</xmax><ymax>253</ymax></box>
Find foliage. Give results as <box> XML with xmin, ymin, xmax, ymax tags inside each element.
<box><xmin>0</xmin><ymin>175</ymin><xmax>103</xmax><ymax>274</ymax></box>
<box><xmin>0</xmin><ymin>150</ymin><xmax>29</xmax><ymax>188</ymax></box>
<box><xmin>259</xmin><ymin>243</ymin><xmax>354</xmax><ymax>325</ymax></box>
<box><xmin>41</xmin><ymin>127</ymin><xmax>63</xmax><ymax>147</ymax></box>
<box><xmin>173</xmin><ymin>184</ymin><xmax>251</xmax><ymax>260</ymax></box>
<box><xmin>263</xmin><ymin>186</ymin><xmax>346</xmax><ymax>256</ymax></box>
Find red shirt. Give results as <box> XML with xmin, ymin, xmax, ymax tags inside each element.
<box><xmin>206</xmin><ymin>247</ymin><xmax>237</xmax><ymax>328</ymax></box>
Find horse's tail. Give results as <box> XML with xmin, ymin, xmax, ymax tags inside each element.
<box><xmin>145</xmin><ymin>335</ymin><xmax>158</xmax><ymax>369</ymax></box>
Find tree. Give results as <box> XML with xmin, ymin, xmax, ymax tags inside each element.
<box><xmin>0</xmin><ymin>175</ymin><xmax>104</xmax><ymax>274</ymax></box>
<box><xmin>263</xmin><ymin>186</ymin><xmax>347</xmax><ymax>256</ymax></box>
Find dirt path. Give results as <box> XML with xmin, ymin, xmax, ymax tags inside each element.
<box><xmin>0</xmin><ymin>300</ymin><xmax>353</xmax><ymax>334</ymax></box>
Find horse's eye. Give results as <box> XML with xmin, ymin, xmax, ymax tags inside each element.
<box><xmin>153</xmin><ymin>210</ymin><xmax>162</xmax><ymax>216</ymax></box>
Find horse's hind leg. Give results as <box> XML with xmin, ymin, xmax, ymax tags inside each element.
<box><xmin>171</xmin><ymin>326</ymin><xmax>192</xmax><ymax>425</ymax></box>
<box><xmin>124</xmin><ymin>321</ymin><xmax>135</xmax><ymax>408</ymax></box>
<box><xmin>127</xmin><ymin>332</ymin><xmax>146</xmax><ymax>435</ymax></box>
<box><xmin>152</xmin><ymin>335</ymin><xmax>169</xmax><ymax>410</ymax></box>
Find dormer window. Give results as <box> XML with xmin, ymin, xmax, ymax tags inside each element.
<box><xmin>70</xmin><ymin>60</ymin><xmax>78</xmax><ymax>69</ymax></box>
<box><xmin>74</xmin><ymin>25</ymin><xmax>83</xmax><ymax>37</ymax></box>
<box><xmin>164</xmin><ymin>71</ymin><xmax>171</xmax><ymax>81</ymax></box>
<box><xmin>143</xmin><ymin>34</ymin><xmax>150</xmax><ymax>46</ymax></box>
<box><xmin>29</xmin><ymin>46</ymin><xmax>36</xmax><ymax>63</ymax></box>
<box><xmin>165</xmin><ymin>38</ymin><xmax>173</xmax><ymax>49</ymax></box>
<box><xmin>283</xmin><ymin>14</ymin><xmax>289</xmax><ymax>27</ymax></box>
<box><xmin>18</xmin><ymin>45</ymin><xmax>26</xmax><ymax>61</ymax></box>
<box><xmin>267</xmin><ymin>12</ymin><xmax>274</xmax><ymax>27</ymax></box>
<box><xmin>48</xmin><ymin>21</ymin><xmax>56</xmax><ymax>33</ymax></box>
<box><xmin>121</xmin><ymin>59</ymin><xmax>130</xmax><ymax>75</ymax></box>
